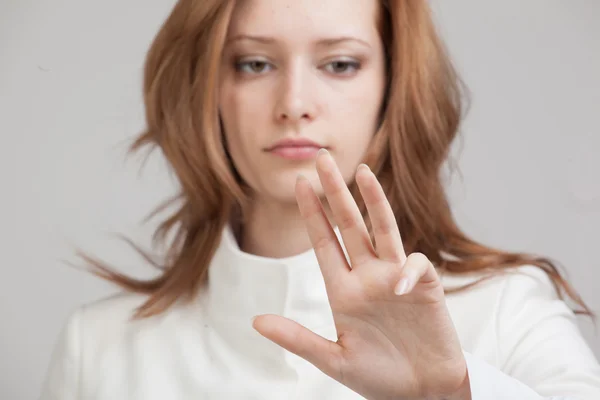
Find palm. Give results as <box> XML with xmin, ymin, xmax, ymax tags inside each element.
<box><xmin>330</xmin><ymin>266</ymin><xmax>457</xmax><ymax>399</ymax></box>
<box><xmin>253</xmin><ymin>150</ymin><xmax>468</xmax><ymax>400</ymax></box>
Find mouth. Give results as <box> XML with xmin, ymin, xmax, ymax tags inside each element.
<box><xmin>267</xmin><ymin>145</ymin><xmax>323</xmax><ymax>160</ymax></box>
<box><xmin>265</xmin><ymin>138</ymin><xmax>327</xmax><ymax>161</ymax></box>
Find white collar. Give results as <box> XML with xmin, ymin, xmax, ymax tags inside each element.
<box><xmin>202</xmin><ymin>225</ymin><xmax>337</xmax><ymax>365</ymax></box>
<box><xmin>206</xmin><ymin>224</ymin><xmax>334</xmax><ymax>330</ymax></box>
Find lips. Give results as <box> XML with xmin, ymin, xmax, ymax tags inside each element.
<box><xmin>266</xmin><ymin>138</ymin><xmax>324</xmax><ymax>151</ymax></box>
<box><xmin>265</xmin><ymin>138</ymin><xmax>325</xmax><ymax>160</ymax></box>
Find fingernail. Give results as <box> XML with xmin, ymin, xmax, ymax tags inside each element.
<box><xmin>394</xmin><ymin>277</ymin><xmax>410</xmax><ymax>296</ymax></box>
<box><xmin>357</xmin><ymin>163</ymin><xmax>371</xmax><ymax>173</ymax></box>
<box><xmin>297</xmin><ymin>173</ymin><xmax>307</xmax><ymax>181</ymax></box>
<box><xmin>318</xmin><ymin>148</ymin><xmax>329</xmax><ymax>156</ymax></box>
<box><xmin>251</xmin><ymin>316</ymin><xmax>257</xmax><ymax>325</ymax></box>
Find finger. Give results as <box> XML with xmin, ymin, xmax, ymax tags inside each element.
<box><xmin>315</xmin><ymin>150</ymin><xmax>375</xmax><ymax>267</ymax></box>
<box><xmin>355</xmin><ymin>164</ymin><xmax>406</xmax><ymax>264</ymax></box>
<box><xmin>394</xmin><ymin>252</ymin><xmax>439</xmax><ymax>296</ymax></box>
<box><xmin>252</xmin><ymin>314</ymin><xmax>344</xmax><ymax>379</ymax></box>
<box><xmin>296</xmin><ymin>174</ymin><xmax>351</xmax><ymax>284</ymax></box>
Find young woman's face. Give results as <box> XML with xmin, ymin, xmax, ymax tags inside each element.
<box><xmin>219</xmin><ymin>0</ymin><xmax>386</xmax><ymax>204</ymax></box>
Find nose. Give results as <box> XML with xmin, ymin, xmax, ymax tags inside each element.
<box><xmin>274</xmin><ymin>65</ymin><xmax>318</xmax><ymax>124</ymax></box>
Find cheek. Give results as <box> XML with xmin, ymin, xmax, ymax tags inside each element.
<box><xmin>219</xmin><ymin>83</ymin><xmax>268</xmax><ymax>187</ymax></box>
<box><xmin>219</xmin><ymin>83</ymin><xmax>242</xmax><ymax>134</ymax></box>
<box><xmin>323</xmin><ymin>68</ymin><xmax>384</xmax><ymax>129</ymax></box>
<box><xmin>220</xmin><ymin>82</ymin><xmax>269</xmax><ymax>137</ymax></box>
<box><xmin>345</xmin><ymin>75</ymin><xmax>385</xmax><ymax>120</ymax></box>
<box><xmin>220</xmin><ymin>83</ymin><xmax>253</xmax><ymax>148</ymax></box>
<box><xmin>219</xmin><ymin>86</ymin><xmax>247</xmax><ymax>169</ymax></box>
<box><xmin>329</xmin><ymin>77</ymin><xmax>385</xmax><ymax>180</ymax></box>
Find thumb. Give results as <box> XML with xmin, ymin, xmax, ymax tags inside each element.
<box><xmin>252</xmin><ymin>314</ymin><xmax>343</xmax><ymax>377</ymax></box>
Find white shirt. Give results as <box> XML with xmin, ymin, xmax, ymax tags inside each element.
<box><xmin>40</xmin><ymin>225</ymin><xmax>600</xmax><ymax>399</ymax></box>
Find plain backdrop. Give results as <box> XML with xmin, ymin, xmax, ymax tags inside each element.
<box><xmin>1</xmin><ymin>0</ymin><xmax>599</xmax><ymax>399</ymax></box>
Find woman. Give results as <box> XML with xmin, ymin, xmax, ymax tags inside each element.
<box><xmin>40</xmin><ymin>0</ymin><xmax>600</xmax><ymax>399</ymax></box>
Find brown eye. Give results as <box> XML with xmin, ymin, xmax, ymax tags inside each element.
<box><xmin>236</xmin><ymin>59</ymin><xmax>273</xmax><ymax>74</ymax></box>
<box><xmin>324</xmin><ymin>60</ymin><xmax>361</xmax><ymax>75</ymax></box>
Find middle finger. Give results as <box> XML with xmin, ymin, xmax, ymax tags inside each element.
<box><xmin>315</xmin><ymin>149</ymin><xmax>375</xmax><ymax>267</ymax></box>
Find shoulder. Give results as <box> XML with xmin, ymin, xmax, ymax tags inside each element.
<box><xmin>54</xmin><ymin>290</ymin><xmax>203</xmax><ymax>370</ymax></box>
<box><xmin>54</xmin><ymin>292</ymin><xmax>148</xmax><ymax>352</ymax></box>
<box><xmin>441</xmin><ymin>265</ymin><xmax>575</xmax><ymax>352</ymax></box>
<box><xmin>42</xmin><ymin>291</ymin><xmax>159</xmax><ymax>394</ymax></box>
<box><xmin>488</xmin><ymin>265</ymin><xmax>578</xmax><ymax>337</ymax></box>
<box><xmin>74</xmin><ymin>291</ymin><xmax>149</xmax><ymax>330</ymax></box>
<box><xmin>58</xmin><ymin>290</ymin><xmax>189</xmax><ymax>352</ymax></box>
<box><xmin>42</xmin><ymin>290</ymin><xmax>210</xmax><ymax>396</ymax></box>
<box><xmin>441</xmin><ymin>264</ymin><xmax>563</xmax><ymax>306</ymax></box>
<box><xmin>79</xmin><ymin>290</ymin><xmax>151</xmax><ymax>325</ymax></box>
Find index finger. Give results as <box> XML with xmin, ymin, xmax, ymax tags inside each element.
<box><xmin>295</xmin><ymin>175</ymin><xmax>351</xmax><ymax>285</ymax></box>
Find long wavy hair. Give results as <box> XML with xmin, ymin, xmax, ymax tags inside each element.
<box><xmin>79</xmin><ymin>0</ymin><xmax>592</xmax><ymax>319</ymax></box>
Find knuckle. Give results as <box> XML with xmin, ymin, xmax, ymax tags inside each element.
<box><xmin>373</xmin><ymin>191</ymin><xmax>390</xmax><ymax>206</ymax></box>
<box><xmin>314</xmin><ymin>235</ymin><xmax>332</xmax><ymax>252</ymax></box>
<box><xmin>337</xmin><ymin>212</ymin><xmax>357</xmax><ymax>231</ymax></box>
<box><xmin>372</xmin><ymin>219</ymin><xmax>394</xmax><ymax>236</ymax></box>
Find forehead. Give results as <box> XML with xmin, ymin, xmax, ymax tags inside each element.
<box><xmin>227</xmin><ymin>0</ymin><xmax>380</xmax><ymax>39</ymax></box>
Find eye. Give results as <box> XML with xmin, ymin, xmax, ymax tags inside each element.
<box><xmin>323</xmin><ymin>60</ymin><xmax>361</xmax><ymax>75</ymax></box>
<box><xmin>235</xmin><ymin>59</ymin><xmax>273</xmax><ymax>75</ymax></box>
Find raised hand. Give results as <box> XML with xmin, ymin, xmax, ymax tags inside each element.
<box><xmin>252</xmin><ymin>149</ymin><xmax>471</xmax><ymax>400</ymax></box>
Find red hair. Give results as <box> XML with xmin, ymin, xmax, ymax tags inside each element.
<box><xmin>78</xmin><ymin>0</ymin><xmax>592</xmax><ymax>319</ymax></box>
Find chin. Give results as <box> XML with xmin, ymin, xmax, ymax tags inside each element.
<box><xmin>265</xmin><ymin>169</ymin><xmax>325</xmax><ymax>204</ymax></box>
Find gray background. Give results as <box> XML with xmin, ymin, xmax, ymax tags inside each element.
<box><xmin>1</xmin><ymin>0</ymin><xmax>598</xmax><ymax>399</ymax></box>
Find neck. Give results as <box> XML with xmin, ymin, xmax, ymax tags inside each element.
<box><xmin>239</xmin><ymin>196</ymin><xmax>331</xmax><ymax>258</ymax></box>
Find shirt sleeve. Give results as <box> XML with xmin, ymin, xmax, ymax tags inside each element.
<box><xmin>38</xmin><ymin>306</ymin><xmax>84</xmax><ymax>400</ymax></box>
<box><xmin>466</xmin><ymin>266</ymin><xmax>600</xmax><ymax>400</ymax></box>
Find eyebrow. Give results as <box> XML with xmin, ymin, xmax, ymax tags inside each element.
<box><xmin>226</xmin><ymin>34</ymin><xmax>372</xmax><ymax>49</ymax></box>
